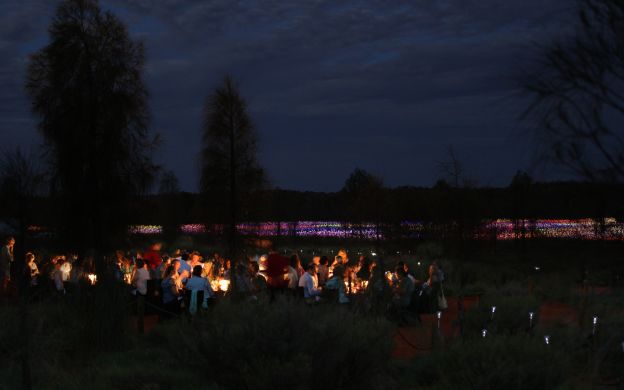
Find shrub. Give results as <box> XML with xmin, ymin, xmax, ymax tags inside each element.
<box><xmin>402</xmin><ymin>334</ymin><xmax>573</xmax><ymax>389</ymax></box>
<box><xmin>150</xmin><ymin>296</ymin><xmax>396</xmax><ymax>390</ymax></box>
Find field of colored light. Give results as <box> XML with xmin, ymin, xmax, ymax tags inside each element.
<box><xmin>127</xmin><ymin>218</ymin><xmax>624</xmax><ymax>241</ymax></box>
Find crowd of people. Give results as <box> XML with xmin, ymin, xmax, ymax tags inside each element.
<box><xmin>0</xmin><ymin>237</ymin><xmax>447</xmax><ymax>321</ymax></box>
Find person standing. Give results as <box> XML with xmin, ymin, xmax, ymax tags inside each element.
<box><xmin>1</xmin><ymin>237</ymin><xmax>15</xmax><ymax>293</ymax></box>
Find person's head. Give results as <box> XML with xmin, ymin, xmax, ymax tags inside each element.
<box><xmin>428</xmin><ymin>264</ymin><xmax>438</xmax><ymax>276</ymax></box>
<box><xmin>312</xmin><ymin>256</ymin><xmax>321</xmax><ymax>265</ymax></box>
<box><xmin>332</xmin><ymin>265</ymin><xmax>345</xmax><ymax>278</ymax></box>
<box><xmin>320</xmin><ymin>256</ymin><xmax>329</xmax><ymax>266</ymax></box>
<box><xmin>151</xmin><ymin>242</ymin><xmax>162</xmax><ymax>251</ymax></box>
<box><xmin>250</xmin><ymin>261</ymin><xmax>259</xmax><ymax>275</ymax></box>
<box><xmin>136</xmin><ymin>259</ymin><xmax>145</xmax><ymax>269</ymax></box>
<box><xmin>25</xmin><ymin>252</ymin><xmax>35</xmax><ymax>264</ymax></box>
<box><xmin>225</xmin><ymin>259</ymin><xmax>231</xmax><ymax>269</ymax></box>
<box><xmin>164</xmin><ymin>265</ymin><xmax>175</xmax><ymax>278</ymax></box>
<box><xmin>306</xmin><ymin>262</ymin><xmax>317</xmax><ymax>275</ymax></box>
<box><xmin>172</xmin><ymin>259</ymin><xmax>180</xmax><ymax>272</ymax></box>
<box><xmin>338</xmin><ymin>249</ymin><xmax>348</xmax><ymax>262</ymax></box>
<box><xmin>192</xmin><ymin>265</ymin><xmax>203</xmax><ymax>277</ymax></box>
<box><xmin>290</xmin><ymin>255</ymin><xmax>300</xmax><ymax>268</ymax></box>
<box><xmin>334</xmin><ymin>255</ymin><xmax>343</xmax><ymax>265</ymax></box>
<box><xmin>396</xmin><ymin>266</ymin><xmax>407</xmax><ymax>278</ymax></box>
<box><xmin>6</xmin><ymin>237</ymin><xmax>15</xmax><ymax>247</ymax></box>
<box><xmin>403</xmin><ymin>262</ymin><xmax>410</xmax><ymax>273</ymax></box>
<box><xmin>181</xmin><ymin>252</ymin><xmax>190</xmax><ymax>262</ymax></box>
<box><xmin>190</xmin><ymin>251</ymin><xmax>201</xmax><ymax>263</ymax></box>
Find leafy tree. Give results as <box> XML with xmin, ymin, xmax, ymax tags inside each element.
<box><xmin>200</xmin><ymin>76</ymin><xmax>266</xmax><ymax>256</ymax></box>
<box><xmin>159</xmin><ymin>169</ymin><xmax>180</xmax><ymax>195</ymax></box>
<box><xmin>341</xmin><ymin>168</ymin><xmax>385</xmax><ymax>240</ymax></box>
<box><xmin>523</xmin><ymin>0</ymin><xmax>624</xmax><ymax>183</ymax></box>
<box><xmin>25</xmin><ymin>0</ymin><xmax>158</xmax><ymax>251</ymax></box>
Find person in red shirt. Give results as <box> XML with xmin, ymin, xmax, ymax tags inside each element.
<box><xmin>265</xmin><ymin>250</ymin><xmax>289</xmax><ymax>289</ymax></box>
<box><xmin>142</xmin><ymin>242</ymin><xmax>163</xmax><ymax>271</ymax></box>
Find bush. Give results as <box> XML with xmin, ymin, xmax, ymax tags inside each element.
<box><xmin>150</xmin><ymin>296</ymin><xmax>396</xmax><ymax>390</ymax></box>
<box><xmin>402</xmin><ymin>334</ymin><xmax>573</xmax><ymax>389</ymax></box>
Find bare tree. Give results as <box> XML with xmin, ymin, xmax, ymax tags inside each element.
<box><xmin>522</xmin><ymin>0</ymin><xmax>624</xmax><ymax>183</ymax></box>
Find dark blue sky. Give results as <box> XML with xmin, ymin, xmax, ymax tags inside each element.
<box><xmin>0</xmin><ymin>0</ymin><xmax>576</xmax><ymax>192</ymax></box>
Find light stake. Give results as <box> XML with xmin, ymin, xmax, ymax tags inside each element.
<box><xmin>529</xmin><ymin>311</ymin><xmax>534</xmax><ymax>328</ymax></box>
<box><xmin>544</xmin><ymin>335</ymin><xmax>550</xmax><ymax>345</ymax></box>
<box><xmin>481</xmin><ymin>329</ymin><xmax>487</xmax><ymax>338</ymax></box>
<box><xmin>437</xmin><ymin>311</ymin><xmax>442</xmax><ymax>329</ymax></box>
<box><xmin>491</xmin><ymin>306</ymin><xmax>496</xmax><ymax>320</ymax></box>
<box><xmin>592</xmin><ymin>316</ymin><xmax>598</xmax><ymax>335</ymax></box>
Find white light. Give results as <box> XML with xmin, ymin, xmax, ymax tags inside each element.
<box><xmin>529</xmin><ymin>312</ymin><xmax>534</xmax><ymax>320</ymax></box>
<box><xmin>593</xmin><ymin>316</ymin><xmax>598</xmax><ymax>325</ymax></box>
<box><xmin>371</xmin><ymin>252</ymin><xmax>377</xmax><ymax>257</ymax></box>
<box><xmin>481</xmin><ymin>329</ymin><xmax>487</xmax><ymax>338</ymax></box>
<box><xmin>534</xmin><ymin>266</ymin><xmax>541</xmax><ymax>271</ymax></box>
<box><xmin>491</xmin><ymin>306</ymin><xmax>497</xmax><ymax>314</ymax></box>
<box><xmin>437</xmin><ymin>311</ymin><xmax>442</xmax><ymax>319</ymax></box>
<box><xmin>544</xmin><ymin>335</ymin><xmax>550</xmax><ymax>345</ymax></box>
<box><xmin>417</xmin><ymin>261</ymin><xmax>421</xmax><ymax>266</ymax></box>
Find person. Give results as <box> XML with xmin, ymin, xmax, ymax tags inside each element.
<box><xmin>424</xmin><ymin>263</ymin><xmax>443</xmax><ymax>312</ymax></box>
<box><xmin>337</xmin><ymin>249</ymin><xmax>349</xmax><ymax>267</ymax></box>
<box><xmin>0</xmin><ymin>237</ymin><xmax>15</xmax><ymax>291</ymax></box>
<box><xmin>234</xmin><ymin>263</ymin><xmax>252</xmax><ymax>294</ymax></box>
<box><xmin>178</xmin><ymin>252</ymin><xmax>192</xmax><ymax>280</ymax></box>
<box><xmin>264</xmin><ymin>249</ymin><xmax>290</xmax><ymax>298</ymax></box>
<box><xmin>291</xmin><ymin>254</ymin><xmax>304</xmax><ymax>278</ymax></box>
<box><xmin>26</xmin><ymin>252</ymin><xmax>39</xmax><ymax>287</ymax></box>
<box><xmin>286</xmin><ymin>256</ymin><xmax>299</xmax><ymax>290</ymax></box>
<box><xmin>132</xmin><ymin>259</ymin><xmax>150</xmax><ymax>297</ymax></box>
<box><xmin>300</xmin><ymin>263</ymin><xmax>322</xmax><ymax>303</ymax></box>
<box><xmin>393</xmin><ymin>267</ymin><xmax>415</xmax><ymax>309</ymax></box>
<box><xmin>142</xmin><ymin>242</ymin><xmax>162</xmax><ymax>271</ymax></box>
<box><xmin>156</xmin><ymin>254</ymin><xmax>171</xmax><ymax>280</ymax></box>
<box><xmin>60</xmin><ymin>256</ymin><xmax>72</xmax><ymax>282</ymax></box>
<box><xmin>161</xmin><ymin>265</ymin><xmax>181</xmax><ymax>319</ymax></box>
<box><xmin>50</xmin><ymin>260</ymin><xmax>65</xmax><ymax>295</ymax></box>
<box><xmin>390</xmin><ymin>267</ymin><xmax>416</xmax><ymax>323</ymax></box>
<box><xmin>184</xmin><ymin>265</ymin><xmax>214</xmax><ymax>314</ymax></box>
<box><xmin>325</xmin><ymin>265</ymin><xmax>349</xmax><ymax>304</ymax></box>
<box><xmin>249</xmin><ymin>261</ymin><xmax>267</xmax><ymax>295</ymax></box>
<box><xmin>398</xmin><ymin>261</ymin><xmax>417</xmax><ymax>285</ymax></box>
<box><xmin>315</xmin><ymin>256</ymin><xmax>328</xmax><ymax>286</ymax></box>
<box><xmin>356</xmin><ymin>256</ymin><xmax>371</xmax><ymax>281</ymax></box>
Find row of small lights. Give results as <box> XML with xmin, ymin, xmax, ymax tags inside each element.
<box><xmin>435</xmin><ymin>307</ymin><xmax>624</xmax><ymax>352</ymax></box>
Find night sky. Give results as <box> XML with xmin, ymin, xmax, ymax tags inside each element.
<box><xmin>1</xmin><ymin>0</ymin><xmax>576</xmax><ymax>192</ymax></box>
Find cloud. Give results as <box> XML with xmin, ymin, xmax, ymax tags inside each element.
<box><xmin>0</xmin><ymin>0</ymin><xmax>576</xmax><ymax>191</ymax></box>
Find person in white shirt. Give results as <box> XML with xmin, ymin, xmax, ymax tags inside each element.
<box><xmin>185</xmin><ymin>265</ymin><xmax>214</xmax><ymax>298</ymax></box>
<box><xmin>133</xmin><ymin>259</ymin><xmax>150</xmax><ymax>296</ymax></box>
<box><xmin>300</xmin><ymin>263</ymin><xmax>322</xmax><ymax>302</ymax></box>
<box><xmin>185</xmin><ymin>265</ymin><xmax>214</xmax><ymax>314</ymax></box>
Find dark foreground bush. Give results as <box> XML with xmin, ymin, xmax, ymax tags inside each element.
<box><xmin>150</xmin><ymin>296</ymin><xmax>396</xmax><ymax>390</ymax></box>
<box><xmin>402</xmin><ymin>335</ymin><xmax>573</xmax><ymax>389</ymax></box>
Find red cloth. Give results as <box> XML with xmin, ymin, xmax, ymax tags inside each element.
<box><xmin>265</xmin><ymin>253</ymin><xmax>289</xmax><ymax>289</ymax></box>
<box><xmin>142</xmin><ymin>250</ymin><xmax>162</xmax><ymax>270</ymax></box>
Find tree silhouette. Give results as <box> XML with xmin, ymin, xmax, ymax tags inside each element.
<box><xmin>200</xmin><ymin>76</ymin><xmax>266</xmax><ymax>256</ymax></box>
<box><xmin>341</xmin><ymin>168</ymin><xmax>385</xmax><ymax>240</ymax></box>
<box><xmin>523</xmin><ymin>0</ymin><xmax>624</xmax><ymax>183</ymax></box>
<box><xmin>25</xmin><ymin>0</ymin><xmax>158</xmax><ymax>251</ymax></box>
